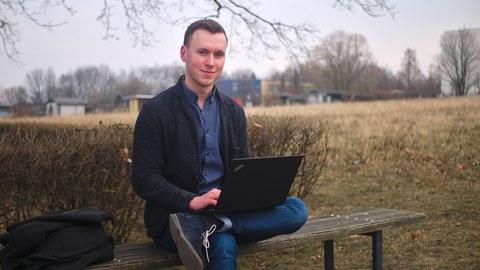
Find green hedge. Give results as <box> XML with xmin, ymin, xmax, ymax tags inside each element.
<box><xmin>0</xmin><ymin>115</ymin><xmax>328</xmax><ymax>243</ymax></box>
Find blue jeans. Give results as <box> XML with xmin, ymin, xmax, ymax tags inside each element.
<box><xmin>154</xmin><ymin>197</ymin><xmax>308</xmax><ymax>270</ymax></box>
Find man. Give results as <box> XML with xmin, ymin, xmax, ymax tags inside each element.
<box><xmin>131</xmin><ymin>19</ymin><xmax>308</xmax><ymax>270</ymax></box>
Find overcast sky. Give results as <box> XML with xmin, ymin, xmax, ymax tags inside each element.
<box><xmin>1</xmin><ymin>0</ymin><xmax>479</xmax><ymax>89</ymax></box>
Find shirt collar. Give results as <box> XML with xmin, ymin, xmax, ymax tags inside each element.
<box><xmin>182</xmin><ymin>79</ymin><xmax>217</xmax><ymax>106</ymax></box>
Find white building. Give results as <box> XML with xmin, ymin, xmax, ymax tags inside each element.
<box><xmin>306</xmin><ymin>90</ymin><xmax>343</xmax><ymax>104</ymax></box>
<box><xmin>440</xmin><ymin>28</ymin><xmax>480</xmax><ymax>96</ymax></box>
<box><xmin>46</xmin><ymin>98</ymin><xmax>87</xmax><ymax>116</ymax></box>
<box><xmin>0</xmin><ymin>105</ymin><xmax>10</xmax><ymax>118</ymax></box>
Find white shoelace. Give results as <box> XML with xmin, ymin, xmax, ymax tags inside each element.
<box><xmin>201</xmin><ymin>224</ymin><xmax>217</xmax><ymax>263</ymax></box>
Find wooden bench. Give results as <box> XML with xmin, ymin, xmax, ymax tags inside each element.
<box><xmin>86</xmin><ymin>208</ymin><xmax>425</xmax><ymax>270</ymax></box>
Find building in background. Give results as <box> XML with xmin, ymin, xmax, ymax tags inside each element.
<box><xmin>124</xmin><ymin>94</ymin><xmax>155</xmax><ymax>113</ymax></box>
<box><xmin>0</xmin><ymin>105</ymin><xmax>10</xmax><ymax>118</ymax></box>
<box><xmin>306</xmin><ymin>90</ymin><xmax>343</xmax><ymax>104</ymax></box>
<box><xmin>46</xmin><ymin>98</ymin><xmax>87</xmax><ymax>116</ymax></box>
<box><xmin>216</xmin><ymin>80</ymin><xmax>262</xmax><ymax>108</ymax></box>
<box><xmin>123</xmin><ymin>79</ymin><xmax>321</xmax><ymax>112</ymax></box>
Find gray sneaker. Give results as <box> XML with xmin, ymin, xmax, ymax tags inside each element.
<box><xmin>169</xmin><ymin>213</ymin><xmax>218</xmax><ymax>270</ymax></box>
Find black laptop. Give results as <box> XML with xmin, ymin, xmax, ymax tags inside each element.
<box><xmin>206</xmin><ymin>155</ymin><xmax>304</xmax><ymax>214</ymax></box>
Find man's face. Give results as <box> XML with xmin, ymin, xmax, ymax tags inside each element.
<box><xmin>181</xmin><ymin>29</ymin><xmax>227</xmax><ymax>94</ymax></box>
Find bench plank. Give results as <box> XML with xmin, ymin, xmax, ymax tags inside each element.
<box><xmin>86</xmin><ymin>208</ymin><xmax>425</xmax><ymax>270</ymax></box>
<box><xmin>238</xmin><ymin>208</ymin><xmax>425</xmax><ymax>253</ymax></box>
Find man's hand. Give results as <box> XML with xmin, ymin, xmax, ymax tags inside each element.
<box><xmin>189</xmin><ymin>188</ymin><xmax>221</xmax><ymax>211</ymax></box>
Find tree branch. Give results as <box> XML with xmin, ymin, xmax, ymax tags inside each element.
<box><xmin>209</xmin><ymin>0</ymin><xmax>318</xmax><ymax>60</ymax></box>
<box><xmin>1</xmin><ymin>0</ymin><xmax>396</xmax><ymax>64</ymax></box>
<box><xmin>332</xmin><ymin>0</ymin><xmax>397</xmax><ymax>17</ymax></box>
<box><xmin>1</xmin><ymin>0</ymin><xmax>75</xmax><ymax>62</ymax></box>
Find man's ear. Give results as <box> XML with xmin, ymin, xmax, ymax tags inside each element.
<box><xmin>180</xmin><ymin>45</ymin><xmax>187</xmax><ymax>62</ymax></box>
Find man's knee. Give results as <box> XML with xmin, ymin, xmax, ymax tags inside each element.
<box><xmin>285</xmin><ymin>197</ymin><xmax>308</xmax><ymax>230</ymax></box>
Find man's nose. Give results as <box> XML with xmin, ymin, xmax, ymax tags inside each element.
<box><xmin>205</xmin><ymin>53</ymin><xmax>215</xmax><ymax>66</ymax></box>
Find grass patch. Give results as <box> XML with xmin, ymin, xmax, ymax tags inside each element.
<box><xmin>2</xmin><ymin>96</ymin><xmax>479</xmax><ymax>269</ymax></box>
<box><xmin>240</xmin><ymin>97</ymin><xmax>480</xmax><ymax>269</ymax></box>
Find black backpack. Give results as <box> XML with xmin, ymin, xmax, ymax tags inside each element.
<box><xmin>0</xmin><ymin>208</ymin><xmax>114</xmax><ymax>270</ymax></box>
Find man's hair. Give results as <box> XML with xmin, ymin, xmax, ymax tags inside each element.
<box><xmin>183</xmin><ymin>19</ymin><xmax>228</xmax><ymax>47</ymax></box>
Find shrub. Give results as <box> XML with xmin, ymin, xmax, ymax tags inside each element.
<box><xmin>0</xmin><ymin>123</ymin><xmax>142</xmax><ymax>244</ymax></box>
<box><xmin>247</xmin><ymin>115</ymin><xmax>329</xmax><ymax>199</ymax></box>
<box><xmin>0</xmin><ymin>116</ymin><xmax>329</xmax><ymax>242</ymax></box>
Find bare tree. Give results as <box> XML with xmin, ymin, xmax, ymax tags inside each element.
<box><xmin>311</xmin><ymin>30</ymin><xmax>373</xmax><ymax>99</ymax></box>
<box><xmin>357</xmin><ymin>62</ymin><xmax>394</xmax><ymax>94</ymax></box>
<box><xmin>275</xmin><ymin>67</ymin><xmax>306</xmax><ymax>94</ymax></box>
<box><xmin>69</xmin><ymin>66</ymin><xmax>108</xmax><ymax>101</ymax></box>
<box><xmin>421</xmin><ymin>63</ymin><xmax>442</xmax><ymax>97</ymax></box>
<box><xmin>24</xmin><ymin>67</ymin><xmax>56</xmax><ymax>103</ymax></box>
<box><xmin>57</xmin><ymin>74</ymin><xmax>76</xmax><ymax>98</ymax></box>
<box><xmin>67</xmin><ymin>65</ymin><xmax>118</xmax><ymax>111</ymax></box>
<box><xmin>3</xmin><ymin>86</ymin><xmax>28</xmax><ymax>105</ymax></box>
<box><xmin>117</xmin><ymin>71</ymin><xmax>154</xmax><ymax>99</ymax></box>
<box><xmin>55</xmin><ymin>65</ymin><xmax>119</xmax><ymax>111</ymax></box>
<box><xmin>135</xmin><ymin>64</ymin><xmax>185</xmax><ymax>94</ymax></box>
<box><xmin>1</xmin><ymin>0</ymin><xmax>395</xmax><ymax>62</ymax></box>
<box><xmin>398</xmin><ymin>48</ymin><xmax>424</xmax><ymax>92</ymax></box>
<box><xmin>439</xmin><ymin>27</ymin><xmax>480</xmax><ymax>96</ymax></box>
<box><xmin>88</xmin><ymin>66</ymin><xmax>118</xmax><ymax>112</ymax></box>
<box><xmin>297</xmin><ymin>61</ymin><xmax>329</xmax><ymax>91</ymax></box>
<box><xmin>473</xmin><ymin>70</ymin><xmax>480</xmax><ymax>95</ymax></box>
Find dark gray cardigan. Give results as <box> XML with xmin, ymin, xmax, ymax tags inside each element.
<box><xmin>131</xmin><ymin>76</ymin><xmax>250</xmax><ymax>238</ymax></box>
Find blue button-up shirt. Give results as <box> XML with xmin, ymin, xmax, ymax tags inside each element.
<box><xmin>183</xmin><ymin>82</ymin><xmax>224</xmax><ymax>194</ymax></box>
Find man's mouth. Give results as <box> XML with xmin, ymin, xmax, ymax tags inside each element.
<box><xmin>201</xmin><ymin>70</ymin><xmax>215</xmax><ymax>74</ymax></box>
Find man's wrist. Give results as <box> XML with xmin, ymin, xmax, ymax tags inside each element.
<box><xmin>188</xmin><ymin>197</ymin><xmax>197</xmax><ymax>210</ymax></box>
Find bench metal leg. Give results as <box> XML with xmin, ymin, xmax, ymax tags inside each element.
<box><xmin>324</xmin><ymin>230</ymin><xmax>383</xmax><ymax>270</ymax></box>
<box><xmin>365</xmin><ymin>230</ymin><xmax>383</xmax><ymax>270</ymax></box>
<box><xmin>324</xmin><ymin>239</ymin><xmax>334</xmax><ymax>270</ymax></box>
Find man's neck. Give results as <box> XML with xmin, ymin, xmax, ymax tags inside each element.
<box><xmin>183</xmin><ymin>78</ymin><xmax>214</xmax><ymax>109</ymax></box>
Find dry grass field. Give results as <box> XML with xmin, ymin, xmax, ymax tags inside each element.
<box><xmin>242</xmin><ymin>97</ymin><xmax>480</xmax><ymax>270</ymax></box>
<box><xmin>2</xmin><ymin>96</ymin><xmax>479</xmax><ymax>269</ymax></box>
